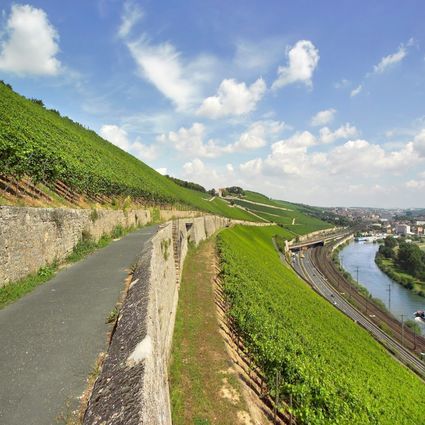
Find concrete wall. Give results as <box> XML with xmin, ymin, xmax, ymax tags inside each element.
<box><xmin>0</xmin><ymin>206</ymin><xmax>151</xmax><ymax>286</ymax></box>
<box><xmin>83</xmin><ymin>215</ymin><xmax>232</xmax><ymax>425</ymax></box>
<box><xmin>331</xmin><ymin>234</ymin><xmax>354</xmax><ymax>252</ymax></box>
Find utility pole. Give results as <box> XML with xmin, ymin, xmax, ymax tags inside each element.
<box><xmin>400</xmin><ymin>314</ymin><xmax>405</xmax><ymax>347</ymax></box>
<box><xmin>387</xmin><ymin>283</ymin><xmax>391</xmax><ymax>312</ymax></box>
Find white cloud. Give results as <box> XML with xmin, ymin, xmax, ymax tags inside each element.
<box><xmin>131</xmin><ymin>141</ymin><xmax>158</xmax><ymax>161</ymax></box>
<box><xmin>413</xmin><ymin>129</ymin><xmax>425</xmax><ymax>157</ymax></box>
<box><xmin>126</xmin><ymin>38</ymin><xmax>201</xmax><ymax>111</ymax></box>
<box><xmin>373</xmin><ymin>44</ymin><xmax>408</xmax><ymax>74</ymax></box>
<box><xmin>118</xmin><ymin>1</ymin><xmax>143</xmax><ymax>38</ymax></box>
<box><xmin>158</xmin><ymin>122</ymin><xmax>223</xmax><ymax>158</ymax></box>
<box><xmin>240</xmin><ymin>158</ymin><xmax>263</xmax><ymax>176</ymax></box>
<box><xmin>350</xmin><ymin>84</ymin><xmax>362</xmax><ymax>97</ymax></box>
<box><xmin>227</xmin><ymin>120</ymin><xmax>286</xmax><ymax>152</ymax></box>
<box><xmin>311</xmin><ymin>108</ymin><xmax>336</xmax><ymax>126</ymax></box>
<box><xmin>100</xmin><ymin>124</ymin><xmax>130</xmax><ymax>150</ymax></box>
<box><xmin>99</xmin><ymin>124</ymin><xmax>159</xmax><ymax>162</ymax></box>
<box><xmin>406</xmin><ymin>179</ymin><xmax>425</xmax><ymax>189</ymax></box>
<box><xmin>272</xmin><ymin>40</ymin><xmax>319</xmax><ymax>90</ymax></box>
<box><xmin>197</xmin><ymin>78</ymin><xmax>266</xmax><ymax>118</ymax></box>
<box><xmin>183</xmin><ymin>158</ymin><xmax>206</xmax><ymax>175</ymax></box>
<box><xmin>160</xmin><ymin>120</ymin><xmax>285</xmax><ymax>157</ymax></box>
<box><xmin>156</xmin><ymin>167</ymin><xmax>167</xmax><ymax>175</ymax></box>
<box><xmin>0</xmin><ymin>4</ymin><xmax>61</xmax><ymax>75</ymax></box>
<box><xmin>334</xmin><ymin>79</ymin><xmax>350</xmax><ymax>89</ymax></box>
<box><xmin>319</xmin><ymin>123</ymin><xmax>358</xmax><ymax>144</ymax></box>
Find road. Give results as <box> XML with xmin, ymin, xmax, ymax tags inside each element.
<box><xmin>0</xmin><ymin>225</ymin><xmax>157</xmax><ymax>425</ymax></box>
<box><xmin>290</xmin><ymin>248</ymin><xmax>425</xmax><ymax>379</ymax></box>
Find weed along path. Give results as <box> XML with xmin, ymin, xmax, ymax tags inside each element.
<box><xmin>170</xmin><ymin>237</ymin><xmax>260</xmax><ymax>425</ymax></box>
<box><xmin>0</xmin><ymin>225</ymin><xmax>157</xmax><ymax>425</ymax></box>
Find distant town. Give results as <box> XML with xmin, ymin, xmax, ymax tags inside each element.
<box><xmin>330</xmin><ymin>207</ymin><xmax>425</xmax><ymax>237</ymax></box>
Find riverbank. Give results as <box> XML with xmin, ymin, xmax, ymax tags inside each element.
<box><xmin>339</xmin><ymin>241</ymin><xmax>425</xmax><ymax>336</ymax></box>
<box><xmin>375</xmin><ymin>253</ymin><xmax>425</xmax><ymax>298</ymax></box>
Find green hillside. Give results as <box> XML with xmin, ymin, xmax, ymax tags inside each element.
<box><xmin>218</xmin><ymin>225</ymin><xmax>424</xmax><ymax>424</ymax></box>
<box><xmin>0</xmin><ymin>81</ymin><xmax>259</xmax><ymax>221</ymax></box>
<box><xmin>231</xmin><ymin>191</ymin><xmax>332</xmax><ymax>234</ymax></box>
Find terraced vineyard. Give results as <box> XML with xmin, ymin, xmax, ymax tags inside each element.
<box><xmin>218</xmin><ymin>225</ymin><xmax>425</xmax><ymax>425</ymax></box>
<box><xmin>231</xmin><ymin>194</ymin><xmax>331</xmax><ymax>234</ymax></box>
<box><xmin>0</xmin><ymin>82</ymin><xmax>258</xmax><ymax>221</ymax></box>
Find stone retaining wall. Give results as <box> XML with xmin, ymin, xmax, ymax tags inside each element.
<box><xmin>83</xmin><ymin>215</ymin><xmax>231</xmax><ymax>425</ymax></box>
<box><xmin>0</xmin><ymin>206</ymin><xmax>152</xmax><ymax>286</ymax></box>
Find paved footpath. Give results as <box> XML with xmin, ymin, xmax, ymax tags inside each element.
<box><xmin>0</xmin><ymin>225</ymin><xmax>157</xmax><ymax>425</ymax></box>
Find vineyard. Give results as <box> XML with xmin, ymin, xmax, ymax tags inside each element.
<box><xmin>217</xmin><ymin>225</ymin><xmax>424</xmax><ymax>425</ymax></box>
<box><xmin>0</xmin><ymin>82</ymin><xmax>259</xmax><ymax>221</ymax></box>
<box><xmin>231</xmin><ymin>195</ymin><xmax>331</xmax><ymax>235</ymax></box>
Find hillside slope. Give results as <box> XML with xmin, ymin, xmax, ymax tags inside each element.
<box><xmin>0</xmin><ymin>81</ymin><xmax>259</xmax><ymax>221</ymax></box>
<box><xmin>230</xmin><ymin>190</ymin><xmax>332</xmax><ymax>234</ymax></box>
<box><xmin>218</xmin><ymin>225</ymin><xmax>424</xmax><ymax>424</ymax></box>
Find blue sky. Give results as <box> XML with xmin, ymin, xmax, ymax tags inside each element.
<box><xmin>1</xmin><ymin>1</ymin><xmax>425</xmax><ymax>207</ymax></box>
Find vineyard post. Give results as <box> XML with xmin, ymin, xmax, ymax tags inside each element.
<box><xmin>273</xmin><ymin>369</ymin><xmax>280</xmax><ymax>423</ymax></box>
<box><xmin>289</xmin><ymin>393</ymin><xmax>293</xmax><ymax>425</ymax></box>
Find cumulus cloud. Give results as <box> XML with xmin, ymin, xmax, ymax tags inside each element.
<box><xmin>197</xmin><ymin>78</ymin><xmax>266</xmax><ymax>118</ymax></box>
<box><xmin>100</xmin><ymin>124</ymin><xmax>130</xmax><ymax>150</ymax></box>
<box><xmin>311</xmin><ymin>108</ymin><xmax>336</xmax><ymax>126</ymax></box>
<box><xmin>227</xmin><ymin>120</ymin><xmax>286</xmax><ymax>152</ymax></box>
<box><xmin>118</xmin><ymin>0</ymin><xmax>144</xmax><ymax>38</ymax></box>
<box><xmin>156</xmin><ymin>167</ymin><xmax>167</xmax><ymax>175</ymax></box>
<box><xmin>0</xmin><ymin>4</ymin><xmax>61</xmax><ymax>75</ymax></box>
<box><xmin>413</xmin><ymin>129</ymin><xmax>425</xmax><ymax>157</ymax></box>
<box><xmin>158</xmin><ymin>122</ymin><xmax>224</xmax><ymax>158</ymax></box>
<box><xmin>272</xmin><ymin>40</ymin><xmax>319</xmax><ymax>90</ymax></box>
<box><xmin>99</xmin><ymin>124</ymin><xmax>158</xmax><ymax>161</ymax></box>
<box><xmin>159</xmin><ymin>120</ymin><xmax>285</xmax><ymax>157</ymax></box>
<box><xmin>319</xmin><ymin>123</ymin><xmax>358</xmax><ymax>144</ymax></box>
<box><xmin>350</xmin><ymin>84</ymin><xmax>362</xmax><ymax>97</ymax></box>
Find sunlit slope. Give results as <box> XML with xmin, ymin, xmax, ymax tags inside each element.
<box><xmin>233</xmin><ymin>191</ymin><xmax>331</xmax><ymax>234</ymax></box>
<box><xmin>218</xmin><ymin>225</ymin><xmax>424</xmax><ymax>424</ymax></box>
<box><xmin>0</xmin><ymin>82</ymin><xmax>259</xmax><ymax>220</ymax></box>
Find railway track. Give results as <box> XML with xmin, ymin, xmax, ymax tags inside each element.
<box><xmin>289</xmin><ymin>244</ymin><xmax>425</xmax><ymax>379</ymax></box>
<box><xmin>312</xmin><ymin>244</ymin><xmax>425</xmax><ymax>354</ymax></box>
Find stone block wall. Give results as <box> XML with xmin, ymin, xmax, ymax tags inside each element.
<box><xmin>84</xmin><ymin>215</ymin><xmax>232</xmax><ymax>425</ymax></box>
<box><xmin>0</xmin><ymin>206</ymin><xmax>152</xmax><ymax>286</ymax></box>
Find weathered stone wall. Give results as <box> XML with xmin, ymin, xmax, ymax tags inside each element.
<box><xmin>84</xmin><ymin>215</ymin><xmax>232</xmax><ymax>425</ymax></box>
<box><xmin>0</xmin><ymin>206</ymin><xmax>151</xmax><ymax>286</ymax></box>
<box><xmin>159</xmin><ymin>209</ymin><xmax>203</xmax><ymax>221</ymax></box>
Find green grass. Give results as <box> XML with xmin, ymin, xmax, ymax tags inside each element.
<box><xmin>0</xmin><ymin>262</ymin><xmax>58</xmax><ymax>309</ymax></box>
<box><xmin>232</xmin><ymin>197</ymin><xmax>331</xmax><ymax>235</ymax></box>
<box><xmin>170</xmin><ymin>238</ymin><xmax>250</xmax><ymax>425</ymax></box>
<box><xmin>376</xmin><ymin>256</ymin><xmax>425</xmax><ymax>297</ymax></box>
<box><xmin>218</xmin><ymin>225</ymin><xmax>425</xmax><ymax>425</ymax></box>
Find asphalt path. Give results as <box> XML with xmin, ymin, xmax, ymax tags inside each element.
<box><xmin>0</xmin><ymin>225</ymin><xmax>157</xmax><ymax>425</ymax></box>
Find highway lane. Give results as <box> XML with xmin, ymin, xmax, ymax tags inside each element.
<box><xmin>288</xmin><ymin>248</ymin><xmax>425</xmax><ymax>379</ymax></box>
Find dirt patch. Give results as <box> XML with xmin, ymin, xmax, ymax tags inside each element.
<box><xmin>212</xmin><ymin>249</ymin><xmax>291</xmax><ymax>424</ymax></box>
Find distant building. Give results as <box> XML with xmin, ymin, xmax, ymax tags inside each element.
<box><xmin>395</xmin><ymin>224</ymin><xmax>411</xmax><ymax>235</ymax></box>
<box><xmin>416</xmin><ymin>220</ymin><xmax>425</xmax><ymax>226</ymax></box>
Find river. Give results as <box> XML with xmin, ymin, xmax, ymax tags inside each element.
<box><xmin>339</xmin><ymin>241</ymin><xmax>425</xmax><ymax>336</ymax></box>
